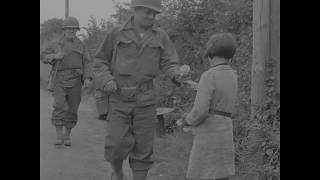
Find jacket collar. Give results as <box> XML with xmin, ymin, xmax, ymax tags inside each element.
<box><xmin>210</xmin><ymin>62</ymin><xmax>233</xmax><ymax>71</ymax></box>
<box><xmin>120</xmin><ymin>16</ymin><xmax>159</xmax><ymax>32</ymax></box>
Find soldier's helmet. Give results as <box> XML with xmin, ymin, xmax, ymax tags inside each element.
<box><xmin>131</xmin><ymin>0</ymin><xmax>162</xmax><ymax>13</ymax></box>
<box><xmin>62</xmin><ymin>16</ymin><xmax>80</xmax><ymax>30</ymax></box>
<box><xmin>204</xmin><ymin>33</ymin><xmax>237</xmax><ymax>59</ymax></box>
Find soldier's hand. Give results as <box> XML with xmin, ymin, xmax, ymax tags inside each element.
<box><xmin>172</xmin><ymin>65</ymin><xmax>191</xmax><ymax>86</ymax></box>
<box><xmin>176</xmin><ymin>118</ymin><xmax>186</xmax><ymax>127</ymax></box>
<box><xmin>179</xmin><ymin>64</ymin><xmax>191</xmax><ymax>75</ymax></box>
<box><xmin>177</xmin><ymin>118</ymin><xmax>192</xmax><ymax>133</ymax></box>
<box><xmin>45</xmin><ymin>54</ymin><xmax>56</xmax><ymax>64</ymax></box>
<box><xmin>83</xmin><ymin>79</ymin><xmax>92</xmax><ymax>89</ymax></box>
<box><xmin>182</xmin><ymin>80</ymin><xmax>198</xmax><ymax>90</ymax></box>
<box><xmin>176</xmin><ymin>117</ymin><xmax>190</xmax><ymax>127</ymax></box>
<box><xmin>103</xmin><ymin>80</ymin><xmax>117</xmax><ymax>92</ymax></box>
<box><xmin>182</xmin><ymin>111</ymin><xmax>188</xmax><ymax>119</ymax></box>
<box><xmin>172</xmin><ymin>73</ymin><xmax>183</xmax><ymax>84</ymax></box>
<box><xmin>182</xmin><ymin>127</ymin><xmax>192</xmax><ymax>132</ymax></box>
<box><xmin>54</xmin><ymin>51</ymin><xmax>64</xmax><ymax>60</ymax></box>
<box><xmin>46</xmin><ymin>52</ymin><xmax>63</xmax><ymax>65</ymax></box>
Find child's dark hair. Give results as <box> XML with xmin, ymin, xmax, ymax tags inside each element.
<box><xmin>204</xmin><ymin>33</ymin><xmax>237</xmax><ymax>59</ymax></box>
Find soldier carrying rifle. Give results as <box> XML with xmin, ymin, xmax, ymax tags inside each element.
<box><xmin>40</xmin><ymin>16</ymin><xmax>93</xmax><ymax>148</ymax></box>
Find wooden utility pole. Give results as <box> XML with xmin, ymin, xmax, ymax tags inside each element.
<box><xmin>270</xmin><ymin>0</ymin><xmax>280</xmax><ymax>100</ymax></box>
<box><xmin>65</xmin><ymin>0</ymin><xmax>69</xmax><ymax>19</ymax></box>
<box><xmin>251</xmin><ymin>0</ymin><xmax>280</xmax><ymax>114</ymax></box>
<box><xmin>249</xmin><ymin>0</ymin><xmax>280</xmax><ymax>176</ymax></box>
<box><xmin>251</xmin><ymin>0</ymin><xmax>270</xmax><ymax>117</ymax></box>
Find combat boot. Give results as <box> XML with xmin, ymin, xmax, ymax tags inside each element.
<box><xmin>64</xmin><ymin>127</ymin><xmax>72</xmax><ymax>147</ymax></box>
<box><xmin>99</xmin><ymin>113</ymin><xmax>108</xmax><ymax>120</ymax></box>
<box><xmin>54</xmin><ymin>125</ymin><xmax>64</xmax><ymax>148</ymax></box>
<box><xmin>132</xmin><ymin>170</ymin><xmax>148</xmax><ymax>180</ymax></box>
<box><xmin>111</xmin><ymin>172</ymin><xmax>124</xmax><ymax>180</ymax></box>
<box><xmin>110</xmin><ymin>160</ymin><xmax>124</xmax><ymax>180</ymax></box>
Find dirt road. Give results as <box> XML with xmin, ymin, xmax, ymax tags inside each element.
<box><xmin>40</xmin><ymin>89</ymin><xmax>133</xmax><ymax>180</ymax></box>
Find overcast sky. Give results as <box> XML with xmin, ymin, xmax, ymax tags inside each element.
<box><xmin>40</xmin><ymin>0</ymin><xmax>129</xmax><ymax>28</ymax></box>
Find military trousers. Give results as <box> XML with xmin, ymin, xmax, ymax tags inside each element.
<box><xmin>105</xmin><ymin>94</ymin><xmax>157</xmax><ymax>170</ymax></box>
<box><xmin>51</xmin><ymin>78</ymin><xmax>82</xmax><ymax>129</ymax></box>
<box><xmin>94</xmin><ymin>89</ymin><xmax>109</xmax><ymax>115</ymax></box>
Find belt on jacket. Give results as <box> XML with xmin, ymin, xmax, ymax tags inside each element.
<box><xmin>137</xmin><ymin>80</ymin><xmax>154</xmax><ymax>92</ymax></box>
<box><xmin>118</xmin><ymin>80</ymin><xmax>154</xmax><ymax>100</ymax></box>
<box><xmin>57</xmin><ymin>68</ymin><xmax>83</xmax><ymax>74</ymax></box>
<box><xmin>212</xmin><ymin>110</ymin><xmax>232</xmax><ymax>118</ymax></box>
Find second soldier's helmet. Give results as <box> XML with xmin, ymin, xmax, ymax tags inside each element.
<box><xmin>204</xmin><ymin>33</ymin><xmax>237</xmax><ymax>59</ymax></box>
<box><xmin>131</xmin><ymin>0</ymin><xmax>162</xmax><ymax>13</ymax></box>
<box><xmin>62</xmin><ymin>16</ymin><xmax>80</xmax><ymax>30</ymax></box>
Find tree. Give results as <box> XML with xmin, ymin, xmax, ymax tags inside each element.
<box><xmin>111</xmin><ymin>2</ymin><xmax>132</xmax><ymax>24</ymax></box>
<box><xmin>82</xmin><ymin>16</ymin><xmax>112</xmax><ymax>55</ymax></box>
<box><xmin>40</xmin><ymin>18</ymin><xmax>64</xmax><ymax>45</ymax></box>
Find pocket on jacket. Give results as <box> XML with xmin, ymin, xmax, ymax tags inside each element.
<box><xmin>115</xmin><ymin>40</ymin><xmax>137</xmax><ymax>75</ymax></box>
<box><xmin>140</xmin><ymin>41</ymin><xmax>162</xmax><ymax>77</ymax></box>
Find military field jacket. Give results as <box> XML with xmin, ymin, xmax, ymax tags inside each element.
<box><xmin>93</xmin><ymin>16</ymin><xmax>180</xmax><ymax>90</ymax></box>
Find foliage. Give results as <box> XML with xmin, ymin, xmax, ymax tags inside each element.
<box><xmin>156</xmin><ymin>0</ymin><xmax>253</xmax><ymax>129</ymax></box>
<box><xmin>157</xmin><ymin>1</ymin><xmax>279</xmax><ymax>179</ymax></box>
<box><xmin>40</xmin><ymin>18</ymin><xmax>64</xmax><ymax>44</ymax></box>
<box><xmin>82</xmin><ymin>16</ymin><xmax>113</xmax><ymax>56</ymax></box>
<box><xmin>237</xmin><ymin>57</ymin><xmax>280</xmax><ymax>180</ymax></box>
<box><xmin>111</xmin><ymin>1</ymin><xmax>132</xmax><ymax>24</ymax></box>
<box><xmin>81</xmin><ymin>1</ymin><xmax>131</xmax><ymax>56</ymax></box>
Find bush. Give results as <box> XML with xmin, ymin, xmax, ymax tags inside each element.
<box><xmin>40</xmin><ymin>18</ymin><xmax>64</xmax><ymax>44</ymax></box>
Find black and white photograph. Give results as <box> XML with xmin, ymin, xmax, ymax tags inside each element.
<box><xmin>40</xmin><ymin>0</ymin><xmax>280</xmax><ymax>179</ymax></box>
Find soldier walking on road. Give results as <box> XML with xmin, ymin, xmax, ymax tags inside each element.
<box><xmin>40</xmin><ymin>16</ymin><xmax>93</xmax><ymax>148</ymax></box>
<box><xmin>93</xmin><ymin>0</ymin><xmax>188</xmax><ymax>179</ymax></box>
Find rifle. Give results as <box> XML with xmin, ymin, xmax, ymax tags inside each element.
<box><xmin>47</xmin><ymin>39</ymin><xmax>65</xmax><ymax>92</ymax></box>
<box><xmin>47</xmin><ymin>60</ymin><xmax>60</xmax><ymax>92</ymax></box>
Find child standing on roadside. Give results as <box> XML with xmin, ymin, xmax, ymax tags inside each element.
<box><xmin>178</xmin><ymin>33</ymin><xmax>238</xmax><ymax>180</ymax></box>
